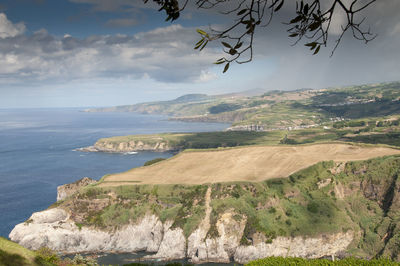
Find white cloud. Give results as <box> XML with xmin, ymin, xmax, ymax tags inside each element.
<box><xmin>196</xmin><ymin>70</ymin><xmax>218</xmax><ymax>83</ymax></box>
<box><xmin>0</xmin><ymin>18</ymin><xmax>223</xmax><ymax>85</ymax></box>
<box><xmin>0</xmin><ymin>13</ymin><xmax>25</xmax><ymax>38</ymax></box>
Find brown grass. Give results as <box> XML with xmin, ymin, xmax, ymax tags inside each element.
<box><xmin>99</xmin><ymin>143</ymin><xmax>400</xmax><ymax>186</ymax></box>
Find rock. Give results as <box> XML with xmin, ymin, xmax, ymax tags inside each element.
<box><xmin>57</xmin><ymin>177</ymin><xmax>97</xmax><ymax>201</ymax></box>
<box><xmin>9</xmin><ymin>211</ymin><xmax>165</xmax><ymax>254</ymax></box>
<box><xmin>77</xmin><ymin>139</ymin><xmax>173</xmax><ymax>153</ymax></box>
<box><xmin>187</xmin><ymin>187</ymin><xmax>247</xmax><ymax>263</ymax></box>
<box><xmin>146</xmin><ymin>221</ymin><xmax>186</xmax><ymax>260</ymax></box>
<box><xmin>233</xmin><ymin>231</ymin><xmax>354</xmax><ymax>264</ymax></box>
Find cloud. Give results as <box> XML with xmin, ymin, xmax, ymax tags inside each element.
<box><xmin>0</xmin><ymin>13</ymin><xmax>25</xmax><ymax>38</ymax></box>
<box><xmin>106</xmin><ymin>18</ymin><xmax>139</xmax><ymax>27</ymax></box>
<box><xmin>0</xmin><ymin>16</ymin><xmax>222</xmax><ymax>85</ymax></box>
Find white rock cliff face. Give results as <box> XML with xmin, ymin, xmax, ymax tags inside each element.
<box><xmin>78</xmin><ymin>140</ymin><xmax>172</xmax><ymax>153</ymax></box>
<box><xmin>9</xmin><ymin>209</ymin><xmax>164</xmax><ymax>254</ymax></box>
<box><xmin>10</xmin><ymin>197</ymin><xmax>354</xmax><ymax>264</ymax></box>
<box><xmin>234</xmin><ymin>231</ymin><xmax>354</xmax><ymax>264</ymax></box>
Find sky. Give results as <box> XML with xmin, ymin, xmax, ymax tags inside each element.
<box><xmin>0</xmin><ymin>0</ymin><xmax>399</xmax><ymax>108</ymax></box>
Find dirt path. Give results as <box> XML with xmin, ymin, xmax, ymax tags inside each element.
<box><xmin>99</xmin><ymin>143</ymin><xmax>400</xmax><ymax>186</ymax></box>
<box><xmin>202</xmin><ymin>187</ymin><xmax>212</xmax><ymax>231</ymax></box>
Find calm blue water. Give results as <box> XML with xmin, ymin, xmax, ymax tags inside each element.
<box><xmin>0</xmin><ymin>108</ymin><xmax>229</xmax><ymax>238</ymax></box>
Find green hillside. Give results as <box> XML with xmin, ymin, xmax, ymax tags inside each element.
<box><xmin>93</xmin><ymin>114</ymin><xmax>400</xmax><ymax>151</ymax></box>
<box><xmin>55</xmin><ymin>154</ymin><xmax>400</xmax><ymax>260</ymax></box>
<box><xmin>85</xmin><ymin>82</ymin><xmax>400</xmax><ymax>130</ymax></box>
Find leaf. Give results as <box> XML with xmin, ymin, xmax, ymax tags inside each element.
<box><xmin>221</xmin><ymin>41</ymin><xmax>232</xmax><ymax>49</ymax></box>
<box><xmin>289</xmin><ymin>33</ymin><xmax>298</xmax><ymax>37</ymax></box>
<box><xmin>308</xmin><ymin>22</ymin><xmax>320</xmax><ymax>31</ymax></box>
<box><xmin>229</xmin><ymin>48</ymin><xmax>237</xmax><ymax>55</ymax></box>
<box><xmin>223</xmin><ymin>63</ymin><xmax>230</xmax><ymax>73</ymax></box>
<box><xmin>304</xmin><ymin>4</ymin><xmax>309</xmax><ymax>15</ymax></box>
<box><xmin>214</xmin><ymin>60</ymin><xmax>225</xmax><ymax>65</ymax></box>
<box><xmin>195</xmin><ymin>38</ymin><xmax>204</xmax><ymax>46</ymax></box>
<box><xmin>290</xmin><ymin>15</ymin><xmax>302</xmax><ymax>24</ymax></box>
<box><xmin>234</xmin><ymin>42</ymin><xmax>243</xmax><ymax>49</ymax></box>
<box><xmin>274</xmin><ymin>0</ymin><xmax>284</xmax><ymax>12</ymax></box>
<box><xmin>313</xmin><ymin>45</ymin><xmax>321</xmax><ymax>55</ymax></box>
<box><xmin>305</xmin><ymin>42</ymin><xmax>317</xmax><ymax>50</ymax></box>
<box><xmin>196</xmin><ymin>29</ymin><xmax>207</xmax><ymax>35</ymax></box>
<box><xmin>194</xmin><ymin>39</ymin><xmax>204</xmax><ymax>49</ymax></box>
<box><xmin>237</xmin><ymin>9</ymin><xmax>247</xmax><ymax>16</ymax></box>
<box><xmin>269</xmin><ymin>0</ymin><xmax>279</xmax><ymax>8</ymax></box>
<box><xmin>200</xmin><ymin>40</ymin><xmax>208</xmax><ymax>51</ymax></box>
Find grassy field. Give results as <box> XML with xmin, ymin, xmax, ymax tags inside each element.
<box><xmin>93</xmin><ymin>114</ymin><xmax>400</xmax><ymax>154</ymax></box>
<box><xmin>57</xmin><ymin>155</ymin><xmax>400</xmax><ymax>260</ymax></box>
<box><xmin>98</xmin><ymin>143</ymin><xmax>400</xmax><ymax>186</ymax></box>
<box><xmin>0</xmin><ymin>237</ymin><xmax>37</xmax><ymax>266</ymax></box>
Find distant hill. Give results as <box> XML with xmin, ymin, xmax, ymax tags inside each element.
<box><xmin>85</xmin><ymin>81</ymin><xmax>400</xmax><ymax>130</ymax></box>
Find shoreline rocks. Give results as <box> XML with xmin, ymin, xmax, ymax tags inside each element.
<box><xmin>76</xmin><ymin>140</ymin><xmax>176</xmax><ymax>153</ymax></box>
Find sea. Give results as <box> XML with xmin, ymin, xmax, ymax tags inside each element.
<box><xmin>0</xmin><ymin>108</ymin><xmax>229</xmax><ymax>241</ymax></box>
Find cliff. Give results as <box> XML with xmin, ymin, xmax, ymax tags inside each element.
<box><xmin>10</xmin><ymin>155</ymin><xmax>400</xmax><ymax>263</ymax></box>
<box><xmin>78</xmin><ymin>139</ymin><xmax>174</xmax><ymax>153</ymax></box>
<box><xmin>10</xmin><ymin>188</ymin><xmax>353</xmax><ymax>264</ymax></box>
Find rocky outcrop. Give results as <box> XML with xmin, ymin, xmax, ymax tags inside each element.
<box><xmin>10</xmin><ymin>209</ymin><xmax>165</xmax><ymax>254</ymax></box>
<box><xmin>146</xmin><ymin>221</ymin><xmax>186</xmax><ymax>260</ymax></box>
<box><xmin>10</xmin><ymin>185</ymin><xmax>354</xmax><ymax>264</ymax></box>
<box><xmin>234</xmin><ymin>232</ymin><xmax>354</xmax><ymax>264</ymax></box>
<box><xmin>77</xmin><ymin>140</ymin><xmax>173</xmax><ymax>153</ymax></box>
<box><xmin>57</xmin><ymin>177</ymin><xmax>97</xmax><ymax>201</ymax></box>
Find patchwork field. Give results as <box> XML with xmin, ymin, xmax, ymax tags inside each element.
<box><xmin>99</xmin><ymin>143</ymin><xmax>400</xmax><ymax>186</ymax></box>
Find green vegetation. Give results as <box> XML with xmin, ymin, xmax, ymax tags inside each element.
<box><xmin>66</xmin><ymin>184</ymin><xmax>208</xmax><ymax>237</ymax></box>
<box><xmin>93</xmin><ymin>82</ymin><xmax>400</xmax><ymax>152</ymax></box>
<box><xmin>0</xmin><ymin>237</ymin><xmax>37</xmax><ymax>266</ymax></box>
<box><xmin>97</xmin><ymin>114</ymin><xmax>400</xmax><ymax>151</ymax></box>
<box><xmin>58</xmin><ymin>155</ymin><xmax>400</xmax><ymax>260</ymax></box>
<box><xmin>0</xmin><ymin>237</ymin><xmax>98</xmax><ymax>266</ymax></box>
<box><xmin>209</xmin><ymin>103</ymin><xmax>242</xmax><ymax>114</ymax></box>
<box><xmin>144</xmin><ymin>158</ymin><xmax>166</xmax><ymax>166</ymax></box>
<box><xmin>246</xmin><ymin>257</ymin><xmax>400</xmax><ymax>266</ymax></box>
<box><xmin>97</xmin><ymin>131</ymin><xmax>285</xmax><ymax>150</ymax></box>
<box><xmin>88</xmin><ymin>81</ymin><xmax>400</xmax><ymax>130</ymax></box>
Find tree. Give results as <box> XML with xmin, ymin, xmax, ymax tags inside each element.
<box><xmin>144</xmin><ymin>0</ymin><xmax>377</xmax><ymax>72</ymax></box>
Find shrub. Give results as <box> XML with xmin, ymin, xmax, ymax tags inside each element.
<box><xmin>307</xmin><ymin>202</ymin><xmax>319</xmax><ymax>213</ymax></box>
